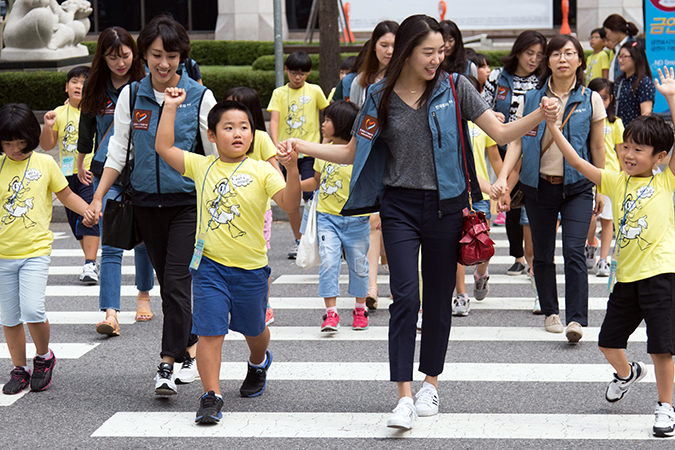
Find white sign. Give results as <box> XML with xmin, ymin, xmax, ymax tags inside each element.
<box><xmin>345</xmin><ymin>0</ymin><xmax>553</xmax><ymax>32</ymax></box>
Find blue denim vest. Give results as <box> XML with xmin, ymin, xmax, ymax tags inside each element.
<box><xmin>343</xmin><ymin>73</ymin><xmax>482</xmax><ymax>217</ymax></box>
<box><xmin>129</xmin><ymin>74</ymin><xmax>207</xmax><ymax>207</ymax></box>
<box><xmin>520</xmin><ymin>77</ymin><xmax>594</xmax><ymax>198</ymax></box>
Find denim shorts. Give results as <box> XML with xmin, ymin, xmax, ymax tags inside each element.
<box><xmin>472</xmin><ymin>199</ymin><xmax>491</xmax><ymax>221</ymax></box>
<box><xmin>0</xmin><ymin>256</ymin><xmax>50</xmax><ymax>326</ymax></box>
<box><xmin>191</xmin><ymin>256</ymin><xmax>271</xmax><ymax>337</ymax></box>
<box><xmin>317</xmin><ymin>212</ymin><xmax>370</xmax><ymax>298</ymax></box>
<box><xmin>520</xmin><ymin>206</ymin><xmax>530</xmax><ymax>226</ymax></box>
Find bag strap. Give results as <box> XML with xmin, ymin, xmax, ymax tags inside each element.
<box><xmin>540</xmin><ymin>86</ymin><xmax>586</xmax><ymax>157</ymax></box>
<box><xmin>449</xmin><ymin>74</ymin><xmax>474</xmax><ymax>211</ymax></box>
<box><xmin>121</xmin><ymin>82</ymin><xmax>138</xmax><ymax>194</ymax></box>
<box><xmin>95</xmin><ymin>120</ymin><xmax>114</xmax><ymax>154</ymax></box>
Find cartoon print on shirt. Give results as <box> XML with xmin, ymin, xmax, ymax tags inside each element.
<box><xmin>207</xmin><ymin>173</ymin><xmax>253</xmax><ymax>238</ymax></box>
<box><xmin>319</xmin><ymin>164</ymin><xmax>347</xmax><ymax>202</ymax></box>
<box><xmin>61</xmin><ymin>122</ymin><xmax>78</xmax><ymax>154</ymax></box>
<box><xmin>285</xmin><ymin>95</ymin><xmax>311</xmax><ymax>137</ymax></box>
<box><xmin>2</xmin><ymin>169</ymin><xmax>42</xmax><ymax>229</ymax></box>
<box><xmin>618</xmin><ymin>184</ymin><xmax>654</xmax><ymax>251</ymax></box>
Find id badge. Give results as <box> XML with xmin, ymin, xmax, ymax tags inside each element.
<box><xmin>61</xmin><ymin>155</ymin><xmax>74</xmax><ymax>176</ymax></box>
<box><xmin>608</xmin><ymin>260</ymin><xmax>618</xmax><ymax>293</ymax></box>
<box><xmin>189</xmin><ymin>232</ymin><xmax>207</xmax><ymax>270</ymax></box>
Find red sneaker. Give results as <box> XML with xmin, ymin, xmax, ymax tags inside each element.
<box><xmin>352</xmin><ymin>308</ymin><xmax>369</xmax><ymax>330</ymax></box>
<box><xmin>321</xmin><ymin>311</ymin><xmax>340</xmax><ymax>332</ymax></box>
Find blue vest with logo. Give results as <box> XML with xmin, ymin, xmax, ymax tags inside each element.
<box><xmin>129</xmin><ymin>74</ymin><xmax>207</xmax><ymax>207</ymax></box>
<box><xmin>494</xmin><ymin>69</ymin><xmax>514</xmax><ymax>121</ymax></box>
<box><xmin>343</xmin><ymin>73</ymin><xmax>482</xmax><ymax>216</ymax></box>
<box><xmin>90</xmin><ymin>78</ymin><xmax>120</xmax><ymax>173</ymax></box>
<box><xmin>520</xmin><ymin>77</ymin><xmax>594</xmax><ymax>198</ymax></box>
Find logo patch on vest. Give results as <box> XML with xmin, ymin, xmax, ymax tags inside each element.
<box><xmin>104</xmin><ymin>98</ymin><xmax>115</xmax><ymax>115</ymax></box>
<box><xmin>133</xmin><ymin>109</ymin><xmax>152</xmax><ymax>130</ymax></box>
<box><xmin>357</xmin><ymin>114</ymin><xmax>379</xmax><ymax>140</ymax></box>
<box><xmin>496</xmin><ymin>85</ymin><xmax>510</xmax><ymax>101</ymax></box>
<box><xmin>525</xmin><ymin>124</ymin><xmax>539</xmax><ymax>137</ymax></box>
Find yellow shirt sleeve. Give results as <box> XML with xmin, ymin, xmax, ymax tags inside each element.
<box><xmin>267</xmin><ymin>87</ymin><xmax>284</xmax><ymax>112</ymax></box>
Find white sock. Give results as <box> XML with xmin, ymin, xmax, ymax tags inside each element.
<box><xmin>421</xmin><ymin>381</ymin><xmax>437</xmax><ymax>392</ymax></box>
<box><xmin>36</xmin><ymin>349</ymin><xmax>52</xmax><ymax>359</ymax></box>
<box><xmin>21</xmin><ymin>366</ymin><xmax>30</xmax><ymax>373</ymax></box>
<box><xmin>399</xmin><ymin>396</ymin><xmax>414</xmax><ymax>405</ymax></box>
<box><xmin>249</xmin><ymin>353</ymin><xmax>268</xmax><ymax>369</ymax></box>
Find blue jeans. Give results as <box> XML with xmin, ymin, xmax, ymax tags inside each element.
<box><xmin>317</xmin><ymin>212</ymin><xmax>370</xmax><ymax>298</ymax></box>
<box><xmin>524</xmin><ymin>180</ymin><xmax>593</xmax><ymax>326</ymax></box>
<box><xmin>94</xmin><ymin>177</ymin><xmax>154</xmax><ymax>311</ymax></box>
<box><xmin>0</xmin><ymin>256</ymin><xmax>50</xmax><ymax>326</ymax></box>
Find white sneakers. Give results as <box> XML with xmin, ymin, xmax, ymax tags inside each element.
<box><xmin>654</xmin><ymin>402</ymin><xmax>675</xmax><ymax>437</ymax></box>
<box><xmin>154</xmin><ymin>362</ymin><xmax>177</xmax><ymax>396</ymax></box>
<box><xmin>605</xmin><ymin>361</ymin><xmax>647</xmax><ymax>402</ymax></box>
<box><xmin>387</xmin><ymin>383</ymin><xmax>439</xmax><ymax>430</ymax></box>
<box><xmin>79</xmin><ymin>261</ymin><xmax>99</xmax><ymax>284</ymax></box>
<box><xmin>174</xmin><ymin>356</ymin><xmax>198</xmax><ymax>384</ymax></box>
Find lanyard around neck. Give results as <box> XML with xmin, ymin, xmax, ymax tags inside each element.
<box><xmin>198</xmin><ymin>157</ymin><xmax>247</xmax><ymax>236</ymax></box>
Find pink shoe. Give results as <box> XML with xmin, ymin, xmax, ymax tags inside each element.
<box><xmin>493</xmin><ymin>212</ymin><xmax>506</xmax><ymax>226</ymax></box>
<box><xmin>352</xmin><ymin>308</ymin><xmax>369</xmax><ymax>330</ymax></box>
<box><xmin>321</xmin><ymin>311</ymin><xmax>340</xmax><ymax>332</ymax></box>
<box><xmin>265</xmin><ymin>306</ymin><xmax>274</xmax><ymax>326</ymax></box>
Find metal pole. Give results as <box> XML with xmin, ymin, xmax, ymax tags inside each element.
<box><xmin>274</xmin><ymin>0</ymin><xmax>284</xmax><ymax>87</ymax></box>
<box><xmin>187</xmin><ymin>0</ymin><xmax>193</xmax><ymax>32</ymax></box>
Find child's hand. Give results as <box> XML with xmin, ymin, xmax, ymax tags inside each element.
<box><xmin>655</xmin><ymin>66</ymin><xmax>675</xmax><ymax>99</ymax></box>
<box><xmin>163</xmin><ymin>87</ymin><xmax>186</xmax><ymax>107</ymax></box>
<box><xmin>277</xmin><ymin>139</ymin><xmax>296</xmax><ymax>166</ymax></box>
<box><xmin>541</xmin><ymin>96</ymin><xmax>559</xmax><ymax>124</ymax></box>
<box><xmin>43</xmin><ymin>111</ymin><xmax>57</xmax><ymax>128</ymax></box>
<box><xmin>496</xmin><ymin>192</ymin><xmax>511</xmax><ymax>212</ymax></box>
<box><xmin>491</xmin><ymin>178</ymin><xmax>509</xmax><ymax>200</ymax></box>
<box><xmin>82</xmin><ymin>208</ymin><xmax>99</xmax><ymax>227</ymax></box>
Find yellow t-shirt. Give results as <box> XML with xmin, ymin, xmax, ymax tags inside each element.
<box><xmin>267</xmin><ymin>83</ymin><xmax>329</xmax><ymax>144</ymax></box>
<box><xmin>603</xmin><ymin>117</ymin><xmax>624</xmax><ymax>174</ymax></box>
<box><xmin>584</xmin><ymin>51</ymin><xmax>610</xmax><ymax>86</ymax></box>
<box><xmin>468</xmin><ymin>121</ymin><xmax>495</xmax><ymax>201</ymax></box>
<box><xmin>0</xmin><ymin>153</ymin><xmax>68</xmax><ymax>259</ymax></box>
<box><xmin>183</xmin><ymin>153</ymin><xmax>286</xmax><ymax>270</ymax></box>
<box><xmin>249</xmin><ymin>129</ymin><xmax>277</xmax><ymax>163</ymax></box>
<box><xmin>599</xmin><ymin>167</ymin><xmax>675</xmax><ymax>283</ymax></box>
<box><xmin>313</xmin><ymin>158</ymin><xmax>367</xmax><ymax>217</ymax></box>
<box><xmin>52</xmin><ymin>104</ymin><xmax>93</xmax><ymax>175</ymax></box>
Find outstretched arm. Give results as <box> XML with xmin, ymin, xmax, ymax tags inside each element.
<box><xmin>155</xmin><ymin>87</ymin><xmax>187</xmax><ymax>175</ymax></box>
<box><xmin>272</xmin><ymin>149</ymin><xmax>302</xmax><ymax>212</ymax></box>
<box><xmin>546</xmin><ymin>118</ymin><xmax>602</xmax><ymax>186</ymax></box>
<box><xmin>655</xmin><ymin>67</ymin><xmax>675</xmax><ymax>174</ymax></box>
<box><xmin>278</xmin><ymin>136</ymin><xmax>357</xmax><ymax>166</ymax></box>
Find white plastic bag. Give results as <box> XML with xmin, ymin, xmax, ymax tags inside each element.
<box><xmin>296</xmin><ymin>194</ymin><xmax>320</xmax><ymax>268</ymax></box>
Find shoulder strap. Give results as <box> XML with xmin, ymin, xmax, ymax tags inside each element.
<box><xmin>449</xmin><ymin>74</ymin><xmax>474</xmax><ymax>211</ymax></box>
<box><xmin>193</xmin><ymin>88</ymin><xmax>208</xmax><ymax>155</ymax></box>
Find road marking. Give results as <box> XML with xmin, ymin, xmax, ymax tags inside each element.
<box><xmin>92</xmin><ymin>411</ymin><xmax>658</xmax><ymax>439</ymax></box>
<box><xmin>0</xmin><ymin>389</ymin><xmax>28</xmax><ymax>407</ymax></box>
<box><xmin>273</xmin><ymin>274</ymin><xmax>614</xmax><ymax>285</ymax></box>
<box><xmin>48</xmin><ymin>266</ymin><xmax>139</xmax><ymax>275</ymax></box>
<box><xmin>46</xmin><ymin>286</ymin><xmax>162</xmax><ymax>297</ymax></box>
<box><xmin>45</xmin><ymin>311</ymin><xmax>137</xmax><ymax>324</ymax></box>
<box><xmin>0</xmin><ymin>343</ymin><xmax>99</xmax><ymax>359</ymax></box>
<box><xmin>215</xmin><ymin>361</ymin><xmax>654</xmax><ymax>383</ymax></box>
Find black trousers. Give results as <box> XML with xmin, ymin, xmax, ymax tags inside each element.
<box><xmin>134</xmin><ymin>204</ymin><xmax>199</xmax><ymax>363</ymax></box>
<box><xmin>379</xmin><ymin>187</ymin><xmax>463</xmax><ymax>381</ymax></box>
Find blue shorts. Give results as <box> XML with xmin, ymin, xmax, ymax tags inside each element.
<box><xmin>520</xmin><ymin>206</ymin><xmax>530</xmax><ymax>226</ymax></box>
<box><xmin>190</xmin><ymin>256</ymin><xmax>271</xmax><ymax>337</ymax></box>
<box><xmin>66</xmin><ymin>175</ymin><xmax>100</xmax><ymax>239</ymax></box>
<box><xmin>473</xmin><ymin>199</ymin><xmax>491</xmax><ymax>220</ymax></box>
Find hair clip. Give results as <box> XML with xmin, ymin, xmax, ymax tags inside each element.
<box><xmin>631</xmin><ymin>41</ymin><xmax>638</xmax><ymax>47</ymax></box>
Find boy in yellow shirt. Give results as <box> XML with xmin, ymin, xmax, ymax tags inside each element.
<box><xmin>585</xmin><ymin>28</ymin><xmax>610</xmax><ymax>86</ymax></box>
<box><xmin>156</xmin><ymin>88</ymin><xmax>301</xmax><ymax>424</ymax></box>
<box><xmin>545</xmin><ymin>67</ymin><xmax>675</xmax><ymax>438</ymax></box>
<box><xmin>39</xmin><ymin>66</ymin><xmax>99</xmax><ymax>284</ymax></box>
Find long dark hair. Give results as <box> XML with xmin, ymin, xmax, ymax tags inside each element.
<box><xmin>80</xmin><ymin>27</ymin><xmax>145</xmax><ymax>116</ymax></box>
<box><xmin>377</xmin><ymin>15</ymin><xmax>444</xmax><ymax>130</ymax></box>
<box><xmin>357</xmin><ymin>21</ymin><xmax>399</xmax><ymax>88</ymax></box>
<box><xmin>588</xmin><ymin>78</ymin><xmax>616</xmax><ymax>123</ymax></box>
<box><xmin>502</xmin><ymin>30</ymin><xmax>547</xmax><ymax>76</ymax></box>
<box><xmin>440</xmin><ymin>20</ymin><xmax>467</xmax><ymax>74</ymax></box>
<box><xmin>619</xmin><ymin>40</ymin><xmax>652</xmax><ymax>91</ymax></box>
<box><xmin>224</xmin><ymin>86</ymin><xmax>266</xmax><ymax>132</ymax></box>
<box><xmin>603</xmin><ymin>14</ymin><xmax>639</xmax><ymax>38</ymax></box>
<box><xmin>538</xmin><ymin>34</ymin><xmax>585</xmax><ymax>89</ymax></box>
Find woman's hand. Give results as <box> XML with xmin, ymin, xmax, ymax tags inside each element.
<box><xmin>277</xmin><ymin>138</ymin><xmax>297</xmax><ymax>166</ymax></box>
<box><xmin>491</xmin><ymin>178</ymin><xmax>509</xmax><ymax>200</ymax></box>
<box><xmin>540</xmin><ymin>96</ymin><xmax>560</xmax><ymax>124</ymax></box>
<box><xmin>496</xmin><ymin>193</ymin><xmax>511</xmax><ymax>212</ymax></box>
<box><xmin>492</xmin><ymin>111</ymin><xmax>505</xmax><ymax>123</ymax></box>
<box><xmin>163</xmin><ymin>87</ymin><xmax>186</xmax><ymax>107</ymax></box>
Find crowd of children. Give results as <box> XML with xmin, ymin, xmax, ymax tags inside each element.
<box><xmin>1</xmin><ymin>11</ymin><xmax>675</xmax><ymax>439</ymax></box>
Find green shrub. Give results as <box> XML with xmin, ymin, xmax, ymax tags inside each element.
<box><xmin>252</xmin><ymin>53</ymin><xmax>358</xmax><ymax>71</ymax></box>
<box><xmin>83</xmin><ymin>41</ymin><xmax>97</xmax><ymax>55</ymax></box>
<box><xmin>0</xmin><ymin>71</ymin><xmax>68</xmax><ymax>110</ymax></box>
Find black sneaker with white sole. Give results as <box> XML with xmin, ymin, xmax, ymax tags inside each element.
<box><xmin>154</xmin><ymin>362</ymin><xmax>177</xmax><ymax>396</ymax></box>
<box><xmin>195</xmin><ymin>391</ymin><xmax>224</xmax><ymax>424</ymax></box>
<box><xmin>240</xmin><ymin>350</ymin><xmax>272</xmax><ymax>397</ymax></box>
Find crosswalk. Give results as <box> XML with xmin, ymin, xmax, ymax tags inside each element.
<box><xmin>1</xmin><ymin>222</ymin><xmax>662</xmax><ymax>446</ymax></box>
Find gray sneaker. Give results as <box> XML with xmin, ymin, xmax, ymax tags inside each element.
<box><xmin>473</xmin><ymin>271</ymin><xmax>489</xmax><ymax>301</ymax></box>
<box><xmin>585</xmin><ymin>243</ymin><xmax>597</xmax><ymax>269</ymax></box>
<box><xmin>606</xmin><ymin>361</ymin><xmax>647</xmax><ymax>402</ymax></box>
<box><xmin>596</xmin><ymin>259</ymin><xmax>610</xmax><ymax>277</ymax></box>
<box><xmin>452</xmin><ymin>293</ymin><xmax>470</xmax><ymax>316</ymax></box>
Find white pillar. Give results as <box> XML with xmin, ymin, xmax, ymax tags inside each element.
<box><xmin>216</xmin><ymin>0</ymin><xmax>288</xmax><ymax>41</ymax></box>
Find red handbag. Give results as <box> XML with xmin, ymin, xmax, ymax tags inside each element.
<box><xmin>449</xmin><ymin>75</ymin><xmax>495</xmax><ymax>266</ymax></box>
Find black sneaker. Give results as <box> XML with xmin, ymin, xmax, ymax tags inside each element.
<box><xmin>195</xmin><ymin>391</ymin><xmax>224</xmax><ymax>424</ymax></box>
<box><xmin>240</xmin><ymin>350</ymin><xmax>272</xmax><ymax>397</ymax></box>
<box><xmin>506</xmin><ymin>261</ymin><xmax>526</xmax><ymax>276</ymax></box>
<box><xmin>2</xmin><ymin>367</ymin><xmax>30</xmax><ymax>395</ymax></box>
<box><xmin>30</xmin><ymin>351</ymin><xmax>55</xmax><ymax>391</ymax></box>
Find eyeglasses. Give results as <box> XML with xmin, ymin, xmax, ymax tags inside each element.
<box><xmin>549</xmin><ymin>51</ymin><xmax>578</xmax><ymax>60</ymax></box>
<box><xmin>288</xmin><ymin>71</ymin><xmax>309</xmax><ymax>77</ymax></box>
<box><xmin>524</xmin><ymin>50</ymin><xmax>544</xmax><ymax>61</ymax></box>
<box><xmin>618</xmin><ymin>54</ymin><xmax>632</xmax><ymax>60</ymax></box>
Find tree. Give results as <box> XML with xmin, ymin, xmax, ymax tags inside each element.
<box><xmin>318</xmin><ymin>0</ymin><xmax>339</xmax><ymax>96</ymax></box>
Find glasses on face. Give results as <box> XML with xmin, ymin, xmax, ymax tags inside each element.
<box><xmin>525</xmin><ymin>50</ymin><xmax>544</xmax><ymax>61</ymax></box>
<box><xmin>289</xmin><ymin>71</ymin><xmax>309</xmax><ymax>77</ymax></box>
<box><xmin>549</xmin><ymin>50</ymin><xmax>577</xmax><ymax>60</ymax></box>
<box><xmin>618</xmin><ymin>54</ymin><xmax>632</xmax><ymax>60</ymax></box>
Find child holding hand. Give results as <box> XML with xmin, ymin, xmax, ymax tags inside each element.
<box><xmin>155</xmin><ymin>88</ymin><xmax>301</xmax><ymax>424</ymax></box>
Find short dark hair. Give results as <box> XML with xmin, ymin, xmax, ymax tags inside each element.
<box><xmin>207</xmin><ymin>100</ymin><xmax>256</xmax><ymax>154</ymax></box>
<box><xmin>323</xmin><ymin>101</ymin><xmax>358</xmax><ymax>142</ymax></box>
<box><xmin>137</xmin><ymin>14</ymin><xmax>191</xmax><ymax>61</ymax></box>
<box><xmin>587</xmin><ymin>78</ymin><xmax>616</xmax><ymax>123</ymax></box>
<box><xmin>340</xmin><ymin>56</ymin><xmax>357</xmax><ymax>72</ymax></box>
<box><xmin>502</xmin><ymin>30</ymin><xmax>547</xmax><ymax>76</ymax></box>
<box><xmin>285</xmin><ymin>52</ymin><xmax>312</xmax><ymax>72</ymax></box>
<box><xmin>224</xmin><ymin>86</ymin><xmax>266</xmax><ymax>133</ymax></box>
<box><xmin>624</xmin><ymin>115</ymin><xmax>675</xmax><ymax>155</ymax></box>
<box><xmin>67</xmin><ymin>66</ymin><xmax>90</xmax><ymax>82</ymax></box>
<box><xmin>591</xmin><ymin>28</ymin><xmax>606</xmax><ymax>39</ymax></box>
<box><xmin>538</xmin><ymin>34</ymin><xmax>585</xmax><ymax>89</ymax></box>
<box><xmin>0</xmin><ymin>104</ymin><xmax>41</xmax><ymax>154</ymax></box>
<box><xmin>467</xmin><ymin>52</ymin><xmax>489</xmax><ymax>69</ymax></box>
